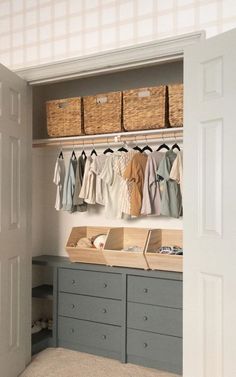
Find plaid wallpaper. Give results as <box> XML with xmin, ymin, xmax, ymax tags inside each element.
<box><xmin>0</xmin><ymin>0</ymin><xmax>236</xmax><ymax>70</ymax></box>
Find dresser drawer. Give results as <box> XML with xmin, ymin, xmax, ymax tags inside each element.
<box><xmin>58</xmin><ymin>268</ymin><xmax>122</xmax><ymax>299</ymax></box>
<box><xmin>127</xmin><ymin>329</ymin><xmax>182</xmax><ymax>371</ymax></box>
<box><xmin>58</xmin><ymin>292</ymin><xmax>122</xmax><ymax>326</ymax></box>
<box><xmin>127</xmin><ymin>302</ymin><xmax>182</xmax><ymax>337</ymax></box>
<box><xmin>58</xmin><ymin>316</ymin><xmax>121</xmax><ymax>353</ymax></box>
<box><xmin>127</xmin><ymin>276</ymin><xmax>182</xmax><ymax>308</ymax></box>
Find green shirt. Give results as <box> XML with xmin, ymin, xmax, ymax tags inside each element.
<box><xmin>157</xmin><ymin>150</ymin><xmax>182</xmax><ymax>218</ymax></box>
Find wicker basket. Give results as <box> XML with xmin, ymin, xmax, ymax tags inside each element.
<box><xmin>123</xmin><ymin>86</ymin><xmax>166</xmax><ymax>131</ymax></box>
<box><xmin>168</xmin><ymin>84</ymin><xmax>183</xmax><ymax>127</ymax></box>
<box><xmin>83</xmin><ymin>91</ymin><xmax>122</xmax><ymax>135</ymax></box>
<box><xmin>46</xmin><ymin>97</ymin><xmax>82</xmax><ymax>137</ymax></box>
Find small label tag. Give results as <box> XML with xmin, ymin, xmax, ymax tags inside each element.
<box><xmin>58</xmin><ymin>102</ymin><xmax>68</xmax><ymax>109</ymax></box>
<box><xmin>96</xmin><ymin>97</ymin><xmax>107</xmax><ymax>104</ymax></box>
<box><xmin>138</xmin><ymin>90</ymin><xmax>150</xmax><ymax>98</ymax></box>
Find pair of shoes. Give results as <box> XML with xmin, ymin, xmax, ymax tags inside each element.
<box><xmin>33</xmin><ymin>318</ymin><xmax>53</xmax><ymax>331</ymax></box>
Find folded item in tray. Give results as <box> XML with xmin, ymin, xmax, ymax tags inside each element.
<box><xmin>122</xmin><ymin>245</ymin><xmax>143</xmax><ymax>252</ymax></box>
<box><xmin>76</xmin><ymin>237</ymin><xmax>94</xmax><ymax>248</ymax></box>
<box><xmin>159</xmin><ymin>246</ymin><xmax>183</xmax><ymax>255</ymax></box>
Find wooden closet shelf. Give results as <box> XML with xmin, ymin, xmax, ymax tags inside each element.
<box><xmin>32</xmin><ymin>284</ymin><xmax>53</xmax><ymax>299</ymax></box>
<box><xmin>32</xmin><ymin>329</ymin><xmax>52</xmax><ymax>345</ymax></box>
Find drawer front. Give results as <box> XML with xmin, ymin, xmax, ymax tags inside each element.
<box><xmin>127</xmin><ymin>302</ymin><xmax>182</xmax><ymax>337</ymax></box>
<box><xmin>59</xmin><ymin>268</ymin><xmax>122</xmax><ymax>299</ymax></box>
<box><xmin>58</xmin><ymin>316</ymin><xmax>121</xmax><ymax>353</ymax></box>
<box><xmin>127</xmin><ymin>329</ymin><xmax>182</xmax><ymax>367</ymax></box>
<box><xmin>127</xmin><ymin>275</ymin><xmax>182</xmax><ymax>308</ymax></box>
<box><xmin>59</xmin><ymin>292</ymin><xmax>122</xmax><ymax>326</ymax></box>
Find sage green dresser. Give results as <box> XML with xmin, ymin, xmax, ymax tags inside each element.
<box><xmin>32</xmin><ymin>255</ymin><xmax>183</xmax><ymax>375</ymax></box>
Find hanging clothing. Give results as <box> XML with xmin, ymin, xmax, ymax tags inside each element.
<box><xmin>157</xmin><ymin>150</ymin><xmax>182</xmax><ymax>218</ymax></box>
<box><xmin>73</xmin><ymin>155</ymin><xmax>87</xmax><ymax>212</ymax></box>
<box><xmin>53</xmin><ymin>157</ymin><xmax>65</xmax><ymax>211</ymax></box>
<box><xmin>90</xmin><ymin>154</ymin><xmax>108</xmax><ymax>205</ymax></box>
<box><xmin>113</xmin><ymin>149</ymin><xmax>138</xmax><ymax>216</ymax></box>
<box><xmin>169</xmin><ymin>150</ymin><xmax>183</xmax><ymax>195</ymax></box>
<box><xmin>141</xmin><ymin>151</ymin><xmax>164</xmax><ymax>216</ymax></box>
<box><xmin>100</xmin><ymin>152</ymin><xmax>124</xmax><ymax>219</ymax></box>
<box><xmin>123</xmin><ymin>153</ymin><xmax>148</xmax><ymax>217</ymax></box>
<box><xmin>79</xmin><ymin>156</ymin><xmax>94</xmax><ymax>203</ymax></box>
<box><xmin>62</xmin><ymin>157</ymin><xmax>77</xmax><ymax>212</ymax></box>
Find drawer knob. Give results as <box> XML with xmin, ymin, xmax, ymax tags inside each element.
<box><xmin>143</xmin><ymin>288</ymin><xmax>148</xmax><ymax>293</ymax></box>
<box><xmin>103</xmin><ymin>283</ymin><xmax>108</xmax><ymax>288</ymax></box>
<box><xmin>143</xmin><ymin>316</ymin><xmax>148</xmax><ymax>321</ymax></box>
<box><xmin>71</xmin><ymin>304</ymin><xmax>75</xmax><ymax>309</ymax></box>
<box><xmin>102</xmin><ymin>308</ymin><xmax>107</xmax><ymax>314</ymax></box>
<box><xmin>72</xmin><ymin>279</ymin><xmax>76</xmax><ymax>285</ymax></box>
<box><xmin>70</xmin><ymin>328</ymin><xmax>75</xmax><ymax>334</ymax></box>
<box><xmin>143</xmin><ymin>342</ymin><xmax>148</xmax><ymax>348</ymax></box>
<box><xmin>102</xmin><ymin>335</ymin><xmax>107</xmax><ymax>340</ymax></box>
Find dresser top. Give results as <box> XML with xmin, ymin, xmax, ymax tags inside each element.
<box><xmin>32</xmin><ymin>255</ymin><xmax>182</xmax><ymax>281</ymax></box>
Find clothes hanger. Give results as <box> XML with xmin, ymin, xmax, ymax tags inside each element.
<box><xmin>117</xmin><ymin>137</ymin><xmax>128</xmax><ymax>152</ymax></box>
<box><xmin>71</xmin><ymin>150</ymin><xmax>76</xmax><ymax>159</ymax></box>
<box><xmin>103</xmin><ymin>138</ymin><xmax>114</xmax><ymax>154</ymax></box>
<box><xmin>71</xmin><ymin>142</ymin><xmax>77</xmax><ymax>160</ymax></box>
<box><xmin>157</xmin><ymin>133</ymin><xmax>170</xmax><ymax>151</ymax></box>
<box><xmin>90</xmin><ymin>140</ymin><xmax>97</xmax><ymax>156</ymax></box>
<box><xmin>58</xmin><ymin>150</ymin><xmax>64</xmax><ymax>159</ymax></box>
<box><xmin>141</xmin><ymin>136</ymin><xmax>153</xmax><ymax>153</ymax></box>
<box><xmin>58</xmin><ymin>143</ymin><xmax>64</xmax><ymax>159</ymax></box>
<box><xmin>133</xmin><ymin>136</ymin><xmax>142</xmax><ymax>152</ymax></box>
<box><xmin>80</xmin><ymin>140</ymin><xmax>87</xmax><ymax>160</ymax></box>
<box><xmin>171</xmin><ymin>133</ymin><xmax>181</xmax><ymax>151</ymax></box>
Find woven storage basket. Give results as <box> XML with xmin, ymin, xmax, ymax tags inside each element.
<box><xmin>123</xmin><ymin>86</ymin><xmax>166</xmax><ymax>131</ymax></box>
<box><xmin>168</xmin><ymin>84</ymin><xmax>183</xmax><ymax>127</ymax></box>
<box><xmin>83</xmin><ymin>91</ymin><xmax>122</xmax><ymax>134</ymax></box>
<box><xmin>46</xmin><ymin>97</ymin><xmax>82</xmax><ymax>137</ymax></box>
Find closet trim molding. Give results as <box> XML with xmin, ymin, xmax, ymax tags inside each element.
<box><xmin>15</xmin><ymin>31</ymin><xmax>205</xmax><ymax>85</ymax></box>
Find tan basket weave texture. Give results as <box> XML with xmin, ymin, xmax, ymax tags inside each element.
<box><xmin>46</xmin><ymin>97</ymin><xmax>82</xmax><ymax>137</ymax></box>
<box><xmin>123</xmin><ymin>86</ymin><xmax>166</xmax><ymax>131</ymax></box>
<box><xmin>168</xmin><ymin>84</ymin><xmax>183</xmax><ymax>127</ymax></box>
<box><xmin>83</xmin><ymin>91</ymin><xmax>122</xmax><ymax>135</ymax></box>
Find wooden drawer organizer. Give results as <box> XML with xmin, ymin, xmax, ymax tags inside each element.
<box><xmin>66</xmin><ymin>227</ymin><xmax>183</xmax><ymax>272</ymax></box>
<box><xmin>145</xmin><ymin>229</ymin><xmax>183</xmax><ymax>272</ymax></box>
<box><xmin>66</xmin><ymin>226</ymin><xmax>110</xmax><ymax>265</ymax></box>
<box><xmin>103</xmin><ymin>228</ymin><xmax>150</xmax><ymax>269</ymax></box>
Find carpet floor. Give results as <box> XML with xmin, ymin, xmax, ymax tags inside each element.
<box><xmin>20</xmin><ymin>348</ymin><xmax>181</xmax><ymax>377</ymax></box>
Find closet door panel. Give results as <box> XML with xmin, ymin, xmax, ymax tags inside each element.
<box><xmin>184</xmin><ymin>28</ymin><xmax>236</xmax><ymax>377</ymax></box>
<box><xmin>0</xmin><ymin>63</ymin><xmax>31</xmax><ymax>377</ymax></box>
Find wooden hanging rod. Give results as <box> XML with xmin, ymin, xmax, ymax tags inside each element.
<box><xmin>32</xmin><ymin>127</ymin><xmax>183</xmax><ymax>148</ymax></box>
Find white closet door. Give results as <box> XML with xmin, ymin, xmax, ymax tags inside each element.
<box><xmin>184</xmin><ymin>28</ymin><xmax>236</xmax><ymax>377</ymax></box>
<box><xmin>0</xmin><ymin>63</ymin><xmax>31</xmax><ymax>376</ymax></box>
